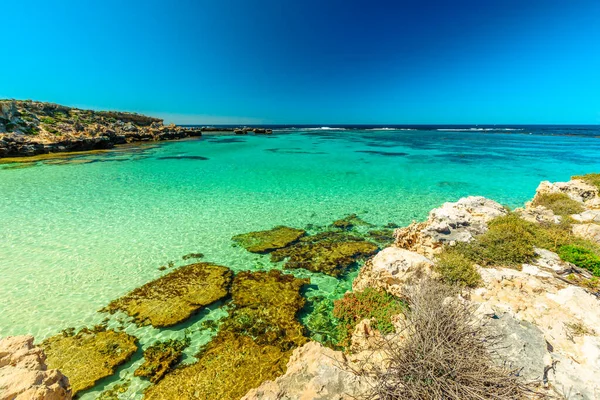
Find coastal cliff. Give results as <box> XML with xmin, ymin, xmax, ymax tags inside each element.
<box><xmin>0</xmin><ymin>100</ymin><xmax>271</xmax><ymax>158</ymax></box>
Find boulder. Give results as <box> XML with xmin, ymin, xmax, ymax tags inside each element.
<box><xmin>0</xmin><ymin>335</ymin><xmax>72</xmax><ymax>400</ymax></box>
<box><xmin>353</xmin><ymin>247</ymin><xmax>434</xmax><ymax>297</ymax></box>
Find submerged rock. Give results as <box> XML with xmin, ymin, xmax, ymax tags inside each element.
<box><xmin>233</xmin><ymin>226</ymin><xmax>306</xmax><ymax>253</ymax></box>
<box><xmin>144</xmin><ymin>270</ymin><xmax>308</xmax><ymax>400</ymax></box>
<box><xmin>104</xmin><ymin>262</ymin><xmax>232</xmax><ymax>327</ymax></box>
<box><xmin>0</xmin><ymin>335</ymin><xmax>72</xmax><ymax>400</ymax></box>
<box><xmin>134</xmin><ymin>338</ymin><xmax>189</xmax><ymax>383</ymax></box>
<box><xmin>330</xmin><ymin>214</ymin><xmax>372</xmax><ymax>230</ymax></box>
<box><xmin>41</xmin><ymin>328</ymin><xmax>137</xmax><ymax>395</ymax></box>
<box><xmin>271</xmin><ymin>232</ymin><xmax>379</xmax><ymax>276</ymax></box>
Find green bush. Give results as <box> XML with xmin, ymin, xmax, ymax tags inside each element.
<box><xmin>40</xmin><ymin>116</ymin><xmax>57</xmax><ymax>125</ymax></box>
<box><xmin>332</xmin><ymin>288</ymin><xmax>405</xmax><ymax>348</ymax></box>
<box><xmin>558</xmin><ymin>245</ymin><xmax>600</xmax><ymax>276</ymax></box>
<box><xmin>435</xmin><ymin>249</ymin><xmax>481</xmax><ymax>287</ymax></box>
<box><xmin>454</xmin><ymin>214</ymin><xmax>538</xmax><ymax>268</ymax></box>
<box><xmin>531</xmin><ymin>193</ymin><xmax>584</xmax><ymax>216</ymax></box>
<box><xmin>573</xmin><ymin>173</ymin><xmax>600</xmax><ymax>190</ymax></box>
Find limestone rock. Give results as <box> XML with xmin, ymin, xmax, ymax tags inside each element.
<box><xmin>471</xmin><ymin>267</ymin><xmax>600</xmax><ymax>398</ymax></box>
<box><xmin>534</xmin><ymin>180</ymin><xmax>600</xmax><ymax>209</ymax></box>
<box><xmin>0</xmin><ymin>335</ymin><xmax>72</xmax><ymax>400</ymax></box>
<box><xmin>395</xmin><ymin>196</ymin><xmax>507</xmax><ymax>257</ymax></box>
<box><xmin>353</xmin><ymin>247</ymin><xmax>434</xmax><ymax>297</ymax></box>
<box><xmin>572</xmin><ymin>223</ymin><xmax>600</xmax><ymax>245</ymax></box>
<box><xmin>516</xmin><ymin>205</ymin><xmax>561</xmax><ymax>225</ymax></box>
<box><xmin>241</xmin><ymin>341</ymin><xmax>370</xmax><ymax>400</ymax></box>
<box><xmin>571</xmin><ymin>210</ymin><xmax>600</xmax><ymax>223</ymax></box>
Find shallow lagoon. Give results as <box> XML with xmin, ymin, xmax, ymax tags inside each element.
<box><xmin>1</xmin><ymin>128</ymin><xmax>600</xmax><ymax>398</ymax></box>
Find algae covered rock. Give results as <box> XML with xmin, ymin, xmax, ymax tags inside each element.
<box><xmin>105</xmin><ymin>263</ymin><xmax>232</xmax><ymax>327</ymax></box>
<box><xmin>41</xmin><ymin>328</ymin><xmax>137</xmax><ymax>395</ymax></box>
<box><xmin>271</xmin><ymin>232</ymin><xmax>379</xmax><ymax>276</ymax></box>
<box><xmin>330</xmin><ymin>214</ymin><xmax>372</xmax><ymax>230</ymax></box>
<box><xmin>232</xmin><ymin>226</ymin><xmax>306</xmax><ymax>253</ymax></box>
<box><xmin>144</xmin><ymin>270</ymin><xmax>308</xmax><ymax>400</ymax></box>
<box><xmin>134</xmin><ymin>338</ymin><xmax>189</xmax><ymax>383</ymax></box>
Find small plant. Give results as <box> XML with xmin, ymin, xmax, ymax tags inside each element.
<box><xmin>558</xmin><ymin>245</ymin><xmax>600</xmax><ymax>276</ymax></box>
<box><xmin>565</xmin><ymin>321</ymin><xmax>594</xmax><ymax>337</ymax></box>
<box><xmin>573</xmin><ymin>173</ymin><xmax>600</xmax><ymax>190</ymax></box>
<box><xmin>40</xmin><ymin>116</ymin><xmax>57</xmax><ymax>125</ymax></box>
<box><xmin>333</xmin><ymin>288</ymin><xmax>405</xmax><ymax>348</ymax></box>
<box><xmin>531</xmin><ymin>192</ymin><xmax>584</xmax><ymax>216</ymax></box>
<box><xmin>435</xmin><ymin>248</ymin><xmax>481</xmax><ymax>287</ymax></box>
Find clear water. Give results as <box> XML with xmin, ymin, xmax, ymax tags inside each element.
<box><xmin>1</xmin><ymin>127</ymin><xmax>599</xmax><ymax>398</ymax></box>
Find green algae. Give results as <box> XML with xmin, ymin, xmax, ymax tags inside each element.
<box><xmin>144</xmin><ymin>270</ymin><xmax>308</xmax><ymax>400</ymax></box>
<box><xmin>41</xmin><ymin>328</ymin><xmax>138</xmax><ymax>395</ymax></box>
<box><xmin>271</xmin><ymin>231</ymin><xmax>379</xmax><ymax>276</ymax></box>
<box><xmin>104</xmin><ymin>263</ymin><xmax>232</xmax><ymax>327</ymax></box>
<box><xmin>135</xmin><ymin>338</ymin><xmax>190</xmax><ymax>383</ymax></box>
<box><xmin>232</xmin><ymin>225</ymin><xmax>306</xmax><ymax>253</ymax></box>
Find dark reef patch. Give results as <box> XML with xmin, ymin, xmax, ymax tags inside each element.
<box><xmin>157</xmin><ymin>155</ymin><xmax>209</xmax><ymax>161</ymax></box>
<box><xmin>356</xmin><ymin>150</ymin><xmax>409</xmax><ymax>157</ymax></box>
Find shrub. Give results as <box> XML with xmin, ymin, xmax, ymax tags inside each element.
<box><xmin>435</xmin><ymin>249</ymin><xmax>481</xmax><ymax>287</ymax></box>
<box><xmin>531</xmin><ymin>192</ymin><xmax>584</xmax><ymax>216</ymax></box>
<box><xmin>359</xmin><ymin>280</ymin><xmax>528</xmax><ymax>400</ymax></box>
<box><xmin>572</xmin><ymin>173</ymin><xmax>600</xmax><ymax>190</ymax></box>
<box><xmin>333</xmin><ymin>288</ymin><xmax>405</xmax><ymax>348</ymax></box>
<box><xmin>40</xmin><ymin>116</ymin><xmax>57</xmax><ymax>125</ymax></box>
<box><xmin>558</xmin><ymin>245</ymin><xmax>600</xmax><ymax>276</ymax></box>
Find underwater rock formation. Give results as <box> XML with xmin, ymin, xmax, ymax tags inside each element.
<box><xmin>0</xmin><ymin>335</ymin><xmax>72</xmax><ymax>400</ymax></box>
<box><xmin>232</xmin><ymin>226</ymin><xmax>306</xmax><ymax>253</ymax></box>
<box><xmin>144</xmin><ymin>270</ymin><xmax>308</xmax><ymax>400</ymax></box>
<box><xmin>134</xmin><ymin>338</ymin><xmax>189</xmax><ymax>383</ymax></box>
<box><xmin>41</xmin><ymin>328</ymin><xmax>137</xmax><ymax>395</ymax></box>
<box><xmin>105</xmin><ymin>263</ymin><xmax>232</xmax><ymax>327</ymax></box>
<box><xmin>330</xmin><ymin>214</ymin><xmax>373</xmax><ymax>230</ymax></box>
<box><xmin>270</xmin><ymin>231</ymin><xmax>379</xmax><ymax>276</ymax></box>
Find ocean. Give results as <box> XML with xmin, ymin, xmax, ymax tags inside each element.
<box><xmin>1</xmin><ymin>125</ymin><xmax>599</xmax><ymax>397</ymax></box>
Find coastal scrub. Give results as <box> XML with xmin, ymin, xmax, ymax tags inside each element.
<box><xmin>531</xmin><ymin>192</ymin><xmax>584</xmax><ymax>216</ymax></box>
<box><xmin>573</xmin><ymin>173</ymin><xmax>600</xmax><ymax>190</ymax></box>
<box><xmin>435</xmin><ymin>248</ymin><xmax>482</xmax><ymax>287</ymax></box>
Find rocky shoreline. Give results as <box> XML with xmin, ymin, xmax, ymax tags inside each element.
<box><xmin>0</xmin><ymin>100</ymin><xmax>272</xmax><ymax>158</ymax></box>
<box><xmin>1</xmin><ymin>174</ymin><xmax>600</xmax><ymax>399</ymax></box>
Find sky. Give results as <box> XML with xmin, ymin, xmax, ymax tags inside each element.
<box><xmin>1</xmin><ymin>0</ymin><xmax>599</xmax><ymax>124</ymax></box>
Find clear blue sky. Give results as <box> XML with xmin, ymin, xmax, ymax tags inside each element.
<box><xmin>1</xmin><ymin>0</ymin><xmax>599</xmax><ymax>124</ymax></box>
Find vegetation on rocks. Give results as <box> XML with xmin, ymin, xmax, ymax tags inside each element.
<box><xmin>558</xmin><ymin>245</ymin><xmax>600</xmax><ymax>276</ymax></box>
<box><xmin>531</xmin><ymin>192</ymin><xmax>584</xmax><ymax>215</ymax></box>
<box><xmin>41</xmin><ymin>327</ymin><xmax>137</xmax><ymax>395</ymax></box>
<box><xmin>361</xmin><ymin>280</ymin><xmax>529</xmax><ymax>400</ymax></box>
<box><xmin>135</xmin><ymin>337</ymin><xmax>190</xmax><ymax>383</ymax></box>
<box><xmin>435</xmin><ymin>248</ymin><xmax>481</xmax><ymax>287</ymax></box>
<box><xmin>232</xmin><ymin>225</ymin><xmax>306</xmax><ymax>253</ymax></box>
<box><xmin>332</xmin><ymin>288</ymin><xmax>405</xmax><ymax>348</ymax></box>
<box><xmin>573</xmin><ymin>172</ymin><xmax>600</xmax><ymax>190</ymax></box>
<box><xmin>104</xmin><ymin>263</ymin><xmax>232</xmax><ymax>327</ymax></box>
<box><xmin>144</xmin><ymin>270</ymin><xmax>308</xmax><ymax>400</ymax></box>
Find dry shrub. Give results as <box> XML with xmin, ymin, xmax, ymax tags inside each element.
<box><xmin>358</xmin><ymin>280</ymin><xmax>533</xmax><ymax>400</ymax></box>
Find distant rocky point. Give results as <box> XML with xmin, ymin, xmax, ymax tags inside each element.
<box><xmin>0</xmin><ymin>100</ymin><xmax>271</xmax><ymax>158</ymax></box>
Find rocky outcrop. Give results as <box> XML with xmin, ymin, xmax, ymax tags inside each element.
<box><xmin>533</xmin><ymin>179</ymin><xmax>600</xmax><ymax>209</ymax></box>
<box><xmin>0</xmin><ymin>100</ymin><xmax>271</xmax><ymax>158</ymax></box>
<box><xmin>241</xmin><ymin>341</ymin><xmax>371</xmax><ymax>400</ymax></box>
<box><xmin>394</xmin><ymin>196</ymin><xmax>507</xmax><ymax>257</ymax></box>
<box><xmin>0</xmin><ymin>335</ymin><xmax>71</xmax><ymax>400</ymax></box>
<box><xmin>352</xmin><ymin>247</ymin><xmax>434</xmax><ymax>297</ymax></box>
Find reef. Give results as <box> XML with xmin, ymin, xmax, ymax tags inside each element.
<box><xmin>330</xmin><ymin>214</ymin><xmax>373</xmax><ymax>230</ymax></box>
<box><xmin>40</xmin><ymin>328</ymin><xmax>137</xmax><ymax>395</ymax></box>
<box><xmin>134</xmin><ymin>338</ymin><xmax>190</xmax><ymax>383</ymax></box>
<box><xmin>104</xmin><ymin>263</ymin><xmax>232</xmax><ymax>327</ymax></box>
<box><xmin>270</xmin><ymin>231</ymin><xmax>379</xmax><ymax>276</ymax></box>
<box><xmin>232</xmin><ymin>226</ymin><xmax>306</xmax><ymax>253</ymax></box>
<box><xmin>0</xmin><ymin>100</ymin><xmax>270</xmax><ymax>158</ymax></box>
<box><xmin>144</xmin><ymin>270</ymin><xmax>308</xmax><ymax>400</ymax></box>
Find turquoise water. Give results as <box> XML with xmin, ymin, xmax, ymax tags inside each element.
<box><xmin>1</xmin><ymin>128</ymin><xmax>600</xmax><ymax>398</ymax></box>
